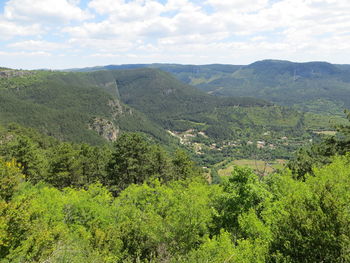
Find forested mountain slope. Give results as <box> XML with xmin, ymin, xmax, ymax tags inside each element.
<box><xmin>196</xmin><ymin>60</ymin><xmax>350</xmax><ymax>115</ymax></box>
<box><xmin>109</xmin><ymin>68</ymin><xmax>274</xmax><ymax>131</ymax></box>
<box><xmin>0</xmin><ymin>69</ymin><xmax>175</xmax><ymax>145</ymax></box>
<box><xmin>77</xmin><ymin>60</ymin><xmax>350</xmax><ymax>116</ymax></box>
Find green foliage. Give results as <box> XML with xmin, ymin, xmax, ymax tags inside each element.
<box><xmin>0</xmin><ymin>159</ymin><xmax>24</xmax><ymax>201</ymax></box>
<box><xmin>0</xmin><ymin>178</ymin><xmax>219</xmax><ymax>262</ymax></box>
<box><xmin>47</xmin><ymin>143</ymin><xmax>84</xmax><ymax>188</ymax></box>
<box><xmin>0</xmin><ymin>124</ymin><xmax>111</xmax><ymax>189</ymax></box>
<box><xmin>0</xmin><ymin>183</ymin><xmax>123</xmax><ymax>262</ymax></box>
<box><xmin>0</xmin><ymin>129</ymin><xmax>350</xmax><ymax>262</ymax></box>
<box><xmin>113</xmin><ymin>179</ymin><xmax>218</xmax><ymax>262</ymax></box>
<box><xmin>107</xmin><ymin>133</ymin><xmax>156</xmax><ymax>192</ymax></box>
<box><xmin>106</xmin><ymin>133</ymin><xmax>202</xmax><ymax>194</ymax></box>
<box><xmin>263</xmin><ymin>156</ymin><xmax>350</xmax><ymax>262</ymax></box>
<box><xmin>79</xmin><ymin>144</ymin><xmax>111</xmax><ymax>185</ymax></box>
<box><xmin>289</xmin><ymin>110</ymin><xmax>350</xmax><ymax>178</ymax></box>
<box><xmin>0</xmin><ymin>124</ymin><xmax>201</xmax><ymax>194</ymax></box>
<box><xmin>171</xmin><ymin>149</ymin><xmax>201</xmax><ymax>180</ymax></box>
<box><xmin>2</xmin><ymin>66</ymin><xmax>350</xmax><ymax>262</ymax></box>
<box><xmin>179</xmin><ymin>231</ymin><xmax>235</xmax><ymax>262</ymax></box>
<box><xmin>0</xmin><ymin>135</ymin><xmax>47</xmax><ymax>183</ymax></box>
<box><xmin>211</xmin><ymin>166</ymin><xmax>271</xmax><ymax>235</ymax></box>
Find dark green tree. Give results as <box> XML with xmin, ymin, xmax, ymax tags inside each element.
<box><xmin>79</xmin><ymin>144</ymin><xmax>111</xmax><ymax>185</ymax></box>
<box><xmin>48</xmin><ymin>143</ymin><xmax>83</xmax><ymax>188</ymax></box>
<box><xmin>171</xmin><ymin>149</ymin><xmax>201</xmax><ymax>180</ymax></box>
<box><xmin>107</xmin><ymin>133</ymin><xmax>154</xmax><ymax>193</ymax></box>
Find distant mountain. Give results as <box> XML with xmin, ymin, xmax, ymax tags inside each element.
<box><xmin>73</xmin><ymin>60</ymin><xmax>350</xmax><ymax>116</ymax></box>
<box><xmin>69</xmin><ymin>63</ymin><xmax>242</xmax><ymax>87</ymax></box>
<box><xmin>197</xmin><ymin>60</ymin><xmax>350</xmax><ymax>115</ymax></box>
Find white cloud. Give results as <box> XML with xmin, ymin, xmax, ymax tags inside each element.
<box><xmin>2</xmin><ymin>0</ymin><xmax>350</xmax><ymax>68</ymax></box>
<box><xmin>68</xmin><ymin>37</ymin><xmax>136</xmax><ymax>52</ymax></box>
<box><xmin>0</xmin><ymin>19</ymin><xmax>42</xmax><ymax>39</ymax></box>
<box><xmin>8</xmin><ymin>40</ymin><xmax>69</xmax><ymax>51</ymax></box>
<box><xmin>88</xmin><ymin>0</ymin><xmax>165</xmax><ymax>21</ymax></box>
<box><xmin>59</xmin><ymin>0</ymin><xmax>350</xmax><ymax>65</ymax></box>
<box><xmin>0</xmin><ymin>50</ymin><xmax>51</xmax><ymax>57</ymax></box>
<box><xmin>206</xmin><ymin>0</ymin><xmax>269</xmax><ymax>12</ymax></box>
<box><xmin>65</xmin><ymin>0</ymin><xmax>224</xmax><ymax>50</ymax></box>
<box><xmin>4</xmin><ymin>0</ymin><xmax>92</xmax><ymax>23</ymax></box>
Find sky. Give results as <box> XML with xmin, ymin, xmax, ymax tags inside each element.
<box><xmin>0</xmin><ymin>0</ymin><xmax>350</xmax><ymax>69</ymax></box>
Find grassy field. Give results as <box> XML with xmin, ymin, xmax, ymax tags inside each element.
<box><xmin>313</xmin><ymin>130</ymin><xmax>337</xmax><ymax>136</ymax></box>
<box><xmin>218</xmin><ymin>159</ymin><xmax>287</xmax><ymax>176</ymax></box>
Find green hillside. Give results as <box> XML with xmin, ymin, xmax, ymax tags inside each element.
<box><xmin>109</xmin><ymin>68</ymin><xmax>270</xmax><ymax>128</ymax></box>
<box><xmin>196</xmin><ymin>60</ymin><xmax>350</xmax><ymax>114</ymax></box>
<box><xmin>108</xmin><ymin>69</ymin><xmax>305</xmax><ymax>135</ymax></box>
<box><xmin>174</xmin><ymin>60</ymin><xmax>350</xmax><ymax>116</ymax></box>
<box><xmin>78</xmin><ymin>60</ymin><xmax>350</xmax><ymax>117</ymax></box>
<box><xmin>0</xmin><ymin>69</ymin><xmax>175</xmax><ymax>145</ymax></box>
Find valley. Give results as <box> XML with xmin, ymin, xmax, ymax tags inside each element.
<box><xmin>64</xmin><ymin>60</ymin><xmax>350</xmax><ymax>170</ymax></box>
<box><xmin>0</xmin><ymin>66</ymin><xmax>331</xmax><ymax>168</ymax></box>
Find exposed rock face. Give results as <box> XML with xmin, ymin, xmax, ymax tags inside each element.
<box><xmin>89</xmin><ymin>118</ymin><xmax>119</xmax><ymax>141</ymax></box>
<box><xmin>103</xmin><ymin>81</ymin><xmax>116</xmax><ymax>89</ymax></box>
<box><xmin>0</xmin><ymin>70</ymin><xmax>34</xmax><ymax>78</ymax></box>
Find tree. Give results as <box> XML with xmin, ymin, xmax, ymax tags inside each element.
<box><xmin>147</xmin><ymin>145</ymin><xmax>172</xmax><ymax>182</ymax></box>
<box><xmin>0</xmin><ymin>135</ymin><xmax>47</xmax><ymax>183</ymax></box>
<box><xmin>0</xmin><ymin>159</ymin><xmax>24</xmax><ymax>201</ymax></box>
<box><xmin>211</xmin><ymin>166</ymin><xmax>271</xmax><ymax>236</ymax></box>
<box><xmin>79</xmin><ymin>144</ymin><xmax>111</xmax><ymax>185</ymax></box>
<box><xmin>264</xmin><ymin>157</ymin><xmax>350</xmax><ymax>262</ymax></box>
<box><xmin>171</xmin><ymin>149</ymin><xmax>201</xmax><ymax>181</ymax></box>
<box><xmin>48</xmin><ymin>143</ymin><xmax>83</xmax><ymax>188</ymax></box>
<box><xmin>107</xmin><ymin>133</ymin><xmax>154</xmax><ymax>193</ymax></box>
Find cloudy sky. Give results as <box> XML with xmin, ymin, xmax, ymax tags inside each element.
<box><xmin>0</xmin><ymin>0</ymin><xmax>350</xmax><ymax>69</ymax></box>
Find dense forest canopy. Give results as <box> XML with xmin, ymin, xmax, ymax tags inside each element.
<box><xmin>1</xmin><ymin>116</ymin><xmax>350</xmax><ymax>262</ymax></box>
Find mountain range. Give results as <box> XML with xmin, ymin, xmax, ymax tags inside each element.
<box><xmin>75</xmin><ymin>60</ymin><xmax>350</xmax><ymax>116</ymax></box>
